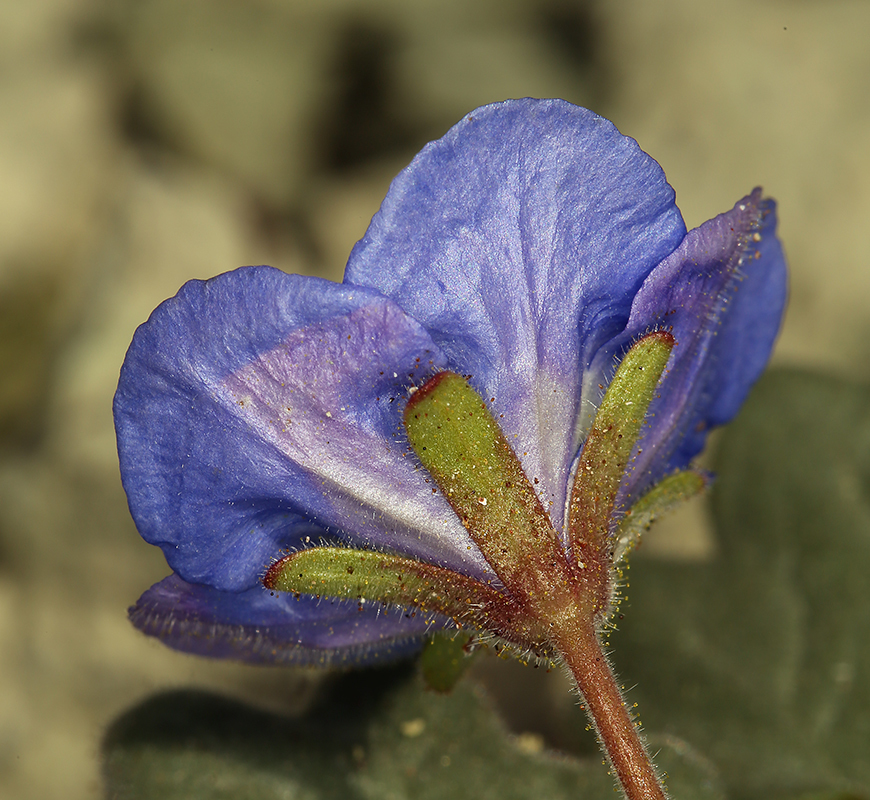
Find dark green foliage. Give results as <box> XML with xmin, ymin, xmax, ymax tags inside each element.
<box><xmin>618</xmin><ymin>369</ymin><xmax>870</xmax><ymax>800</ymax></box>
<box><xmin>103</xmin><ymin>665</ymin><xmax>619</xmax><ymax>800</ymax></box>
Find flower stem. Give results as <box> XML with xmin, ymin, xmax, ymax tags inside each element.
<box><xmin>551</xmin><ymin>621</ymin><xmax>667</xmax><ymax>800</ymax></box>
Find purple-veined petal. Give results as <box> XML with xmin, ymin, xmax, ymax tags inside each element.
<box><xmin>344</xmin><ymin>98</ymin><xmax>687</xmax><ymax>535</ymax></box>
<box><xmin>130</xmin><ymin>574</ymin><xmax>443</xmax><ymax>667</ymax></box>
<box><xmin>114</xmin><ymin>266</ymin><xmax>494</xmax><ymax>592</ymax></box>
<box><xmin>607</xmin><ymin>189</ymin><xmax>787</xmax><ymax>505</ymax></box>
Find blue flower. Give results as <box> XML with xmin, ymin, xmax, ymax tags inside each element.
<box><xmin>115</xmin><ymin>98</ymin><xmax>787</xmax><ymax>666</ymax></box>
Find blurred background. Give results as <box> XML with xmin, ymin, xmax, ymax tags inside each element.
<box><xmin>1</xmin><ymin>1</ymin><xmax>868</xmax><ymax>798</ymax></box>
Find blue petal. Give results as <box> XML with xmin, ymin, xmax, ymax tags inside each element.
<box><xmin>344</xmin><ymin>99</ymin><xmax>687</xmax><ymax>534</ymax></box>
<box><xmin>611</xmin><ymin>189</ymin><xmax>788</xmax><ymax>503</ymax></box>
<box><xmin>114</xmin><ymin>266</ymin><xmax>493</xmax><ymax>592</ymax></box>
<box><xmin>130</xmin><ymin>574</ymin><xmax>441</xmax><ymax>666</ymax></box>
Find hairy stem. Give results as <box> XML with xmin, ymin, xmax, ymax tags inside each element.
<box><xmin>552</xmin><ymin>621</ymin><xmax>667</xmax><ymax>800</ymax></box>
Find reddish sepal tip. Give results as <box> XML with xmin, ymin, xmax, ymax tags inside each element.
<box><xmin>405</xmin><ymin>370</ymin><xmax>456</xmax><ymax>413</ymax></box>
<box><xmin>640</xmin><ymin>329</ymin><xmax>676</xmax><ymax>348</ymax></box>
<box><xmin>263</xmin><ymin>554</ymin><xmax>293</xmax><ymax>590</ymax></box>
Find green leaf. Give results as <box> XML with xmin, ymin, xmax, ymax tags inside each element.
<box><xmin>102</xmin><ymin>667</ymin><xmax>598</xmax><ymax>800</ymax></box>
<box><xmin>102</xmin><ymin>664</ymin><xmax>716</xmax><ymax>799</ymax></box>
<box><xmin>616</xmin><ymin>368</ymin><xmax>870</xmax><ymax>800</ymax></box>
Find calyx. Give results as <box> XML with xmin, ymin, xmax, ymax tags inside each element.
<box><xmin>264</xmin><ymin>330</ymin><xmax>698</xmax><ymax>648</ymax></box>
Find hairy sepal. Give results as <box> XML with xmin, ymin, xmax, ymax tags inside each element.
<box><xmin>403</xmin><ymin>372</ymin><xmax>577</xmax><ymax>611</ymax></box>
<box><xmin>614</xmin><ymin>469</ymin><xmax>709</xmax><ymax>563</ymax></box>
<box><xmin>264</xmin><ymin>547</ymin><xmax>550</xmax><ymax>656</ymax></box>
<box><xmin>568</xmin><ymin>331</ymin><xmax>676</xmax><ymax>620</ymax></box>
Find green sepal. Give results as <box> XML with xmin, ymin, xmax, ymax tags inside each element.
<box><xmin>613</xmin><ymin>470</ymin><xmax>708</xmax><ymax>563</ymax></box>
<box><xmin>264</xmin><ymin>547</ymin><xmax>551</xmax><ymax>655</ymax></box>
<box><xmin>564</xmin><ymin>331</ymin><xmax>675</xmax><ymax>621</ymax></box>
<box><xmin>403</xmin><ymin>371</ymin><xmax>572</xmax><ymax>604</ymax></box>
<box><xmin>420</xmin><ymin>632</ymin><xmax>477</xmax><ymax>693</ymax></box>
<box><xmin>569</xmin><ymin>331</ymin><xmax>675</xmax><ymax>553</ymax></box>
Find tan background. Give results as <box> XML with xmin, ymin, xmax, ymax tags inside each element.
<box><xmin>1</xmin><ymin>1</ymin><xmax>868</xmax><ymax>797</ymax></box>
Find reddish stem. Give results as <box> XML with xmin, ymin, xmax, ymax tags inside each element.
<box><xmin>551</xmin><ymin>618</ymin><xmax>667</xmax><ymax>800</ymax></box>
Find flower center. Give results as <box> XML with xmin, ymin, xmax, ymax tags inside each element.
<box><xmin>264</xmin><ymin>330</ymin><xmax>702</xmax><ymax>652</ymax></box>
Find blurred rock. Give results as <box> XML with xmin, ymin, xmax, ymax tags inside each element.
<box><xmin>0</xmin><ymin>41</ymin><xmax>119</xmax><ymax>451</ymax></box>
<box><xmin>598</xmin><ymin>0</ymin><xmax>870</xmax><ymax>373</ymax></box>
<box><xmin>116</xmin><ymin>0</ymin><xmax>599</xmax><ymax>208</ymax></box>
<box><xmin>46</xmin><ymin>152</ymin><xmax>284</xmax><ymax>474</ymax></box>
<box><xmin>119</xmin><ymin>0</ymin><xmax>330</xmax><ymax>208</ymax></box>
